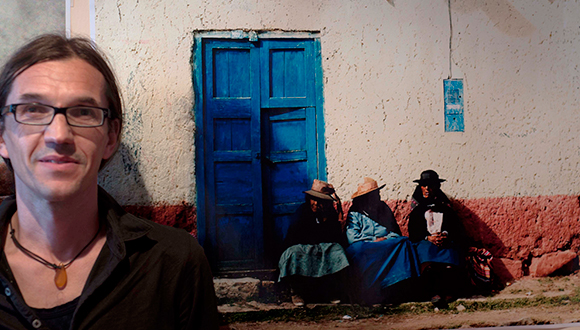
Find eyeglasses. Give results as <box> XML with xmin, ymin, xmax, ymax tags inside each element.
<box><xmin>1</xmin><ymin>103</ymin><xmax>111</xmax><ymax>128</ymax></box>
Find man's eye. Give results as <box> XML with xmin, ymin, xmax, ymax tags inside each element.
<box><xmin>22</xmin><ymin>105</ymin><xmax>49</xmax><ymax>113</ymax></box>
<box><xmin>70</xmin><ymin>107</ymin><xmax>98</xmax><ymax>118</ymax></box>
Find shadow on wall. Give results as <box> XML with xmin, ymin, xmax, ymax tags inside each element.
<box><xmin>100</xmin><ymin>141</ymin><xmax>151</xmax><ymax>204</ymax></box>
<box><xmin>451</xmin><ymin>199</ymin><xmax>507</xmax><ymax>257</ymax></box>
<box><xmin>451</xmin><ymin>199</ymin><xmax>521</xmax><ymax>281</ymax></box>
<box><xmin>101</xmin><ymin>142</ymin><xmax>199</xmax><ymax>237</ymax></box>
<box><xmin>386</xmin><ymin>199</ymin><xmax>507</xmax><ymax>258</ymax></box>
<box><xmin>453</xmin><ymin>0</ymin><xmax>536</xmax><ymax>38</ymax></box>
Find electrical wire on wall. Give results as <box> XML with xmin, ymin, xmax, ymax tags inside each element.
<box><xmin>447</xmin><ymin>0</ymin><xmax>453</xmax><ymax>79</ymax></box>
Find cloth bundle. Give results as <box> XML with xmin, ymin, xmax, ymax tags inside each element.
<box><xmin>466</xmin><ymin>247</ymin><xmax>494</xmax><ymax>289</ymax></box>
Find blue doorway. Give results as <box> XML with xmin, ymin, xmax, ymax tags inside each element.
<box><xmin>194</xmin><ymin>33</ymin><xmax>326</xmax><ymax>272</ymax></box>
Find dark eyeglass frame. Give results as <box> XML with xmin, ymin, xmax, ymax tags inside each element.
<box><xmin>0</xmin><ymin>103</ymin><xmax>112</xmax><ymax>128</ymax></box>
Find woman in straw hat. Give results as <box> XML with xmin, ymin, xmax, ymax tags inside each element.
<box><xmin>345</xmin><ymin>178</ymin><xmax>421</xmax><ymax>305</ymax></box>
<box><xmin>278</xmin><ymin>180</ymin><xmax>349</xmax><ymax>306</ymax></box>
<box><xmin>408</xmin><ymin>170</ymin><xmax>469</xmax><ymax>308</ymax></box>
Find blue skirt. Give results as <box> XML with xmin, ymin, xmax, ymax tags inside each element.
<box><xmin>413</xmin><ymin>240</ymin><xmax>460</xmax><ymax>267</ymax></box>
<box><xmin>346</xmin><ymin>236</ymin><xmax>421</xmax><ymax>304</ymax></box>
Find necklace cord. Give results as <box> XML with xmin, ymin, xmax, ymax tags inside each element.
<box><xmin>9</xmin><ymin>221</ymin><xmax>102</xmax><ymax>270</ymax></box>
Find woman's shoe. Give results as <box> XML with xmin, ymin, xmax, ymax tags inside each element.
<box><xmin>292</xmin><ymin>295</ymin><xmax>305</xmax><ymax>306</ymax></box>
<box><xmin>430</xmin><ymin>295</ymin><xmax>448</xmax><ymax>309</ymax></box>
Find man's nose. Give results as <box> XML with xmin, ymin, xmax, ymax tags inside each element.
<box><xmin>44</xmin><ymin>114</ymin><xmax>74</xmax><ymax>144</ymax></box>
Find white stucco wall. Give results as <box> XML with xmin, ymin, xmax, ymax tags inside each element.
<box><xmin>95</xmin><ymin>0</ymin><xmax>580</xmax><ymax>205</ymax></box>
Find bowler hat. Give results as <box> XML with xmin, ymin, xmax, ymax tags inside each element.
<box><xmin>304</xmin><ymin>179</ymin><xmax>336</xmax><ymax>201</ymax></box>
<box><xmin>413</xmin><ymin>170</ymin><xmax>446</xmax><ymax>186</ymax></box>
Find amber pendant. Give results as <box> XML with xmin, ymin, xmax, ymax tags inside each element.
<box><xmin>54</xmin><ymin>265</ymin><xmax>67</xmax><ymax>290</ymax></box>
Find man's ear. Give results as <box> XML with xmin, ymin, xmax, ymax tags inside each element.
<box><xmin>0</xmin><ymin>133</ymin><xmax>9</xmax><ymax>159</ymax></box>
<box><xmin>103</xmin><ymin>119</ymin><xmax>120</xmax><ymax>160</ymax></box>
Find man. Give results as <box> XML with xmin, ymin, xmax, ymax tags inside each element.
<box><xmin>0</xmin><ymin>34</ymin><xmax>219</xmax><ymax>329</ymax></box>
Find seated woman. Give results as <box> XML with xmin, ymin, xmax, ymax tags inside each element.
<box><xmin>278</xmin><ymin>179</ymin><xmax>349</xmax><ymax>306</ymax></box>
<box><xmin>345</xmin><ymin>177</ymin><xmax>421</xmax><ymax>305</ymax></box>
<box><xmin>408</xmin><ymin>170</ymin><xmax>468</xmax><ymax>307</ymax></box>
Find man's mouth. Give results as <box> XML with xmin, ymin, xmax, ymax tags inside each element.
<box><xmin>42</xmin><ymin>160</ymin><xmax>71</xmax><ymax>164</ymax></box>
<box><xmin>39</xmin><ymin>156</ymin><xmax>79</xmax><ymax>165</ymax></box>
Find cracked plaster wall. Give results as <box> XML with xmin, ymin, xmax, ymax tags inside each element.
<box><xmin>94</xmin><ymin>0</ymin><xmax>580</xmax><ymax>209</ymax></box>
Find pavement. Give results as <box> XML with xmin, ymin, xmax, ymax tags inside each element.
<box><xmin>475</xmin><ymin>325</ymin><xmax>580</xmax><ymax>330</ymax></box>
<box><xmin>216</xmin><ymin>272</ymin><xmax>580</xmax><ymax>324</ymax></box>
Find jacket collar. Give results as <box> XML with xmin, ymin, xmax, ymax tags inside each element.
<box><xmin>0</xmin><ymin>196</ymin><xmax>17</xmax><ymax>250</ymax></box>
<box><xmin>98</xmin><ymin>186</ymin><xmax>153</xmax><ymax>260</ymax></box>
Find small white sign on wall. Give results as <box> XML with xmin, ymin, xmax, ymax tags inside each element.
<box><xmin>443</xmin><ymin>78</ymin><xmax>464</xmax><ymax>132</ymax></box>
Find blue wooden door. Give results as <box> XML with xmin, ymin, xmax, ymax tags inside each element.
<box><xmin>198</xmin><ymin>36</ymin><xmax>324</xmax><ymax>271</ymax></box>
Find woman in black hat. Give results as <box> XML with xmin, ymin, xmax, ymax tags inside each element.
<box><xmin>408</xmin><ymin>170</ymin><xmax>468</xmax><ymax>308</ymax></box>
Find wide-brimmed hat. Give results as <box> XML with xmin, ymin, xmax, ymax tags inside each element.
<box><xmin>351</xmin><ymin>177</ymin><xmax>385</xmax><ymax>199</ymax></box>
<box><xmin>303</xmin><ymin>179</ymin><xmax>336</xmax><ymax>201</ymax></box>
<box><xmin>413</xmin><ymin>170</ymin><xmax>446</xmax><ymax>186</ymax></box>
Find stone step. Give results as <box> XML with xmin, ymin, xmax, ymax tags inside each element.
<box><xmin>214</xmin><ymin>277</ymin><xmax>278</xmax><ymax>304</ymax></box>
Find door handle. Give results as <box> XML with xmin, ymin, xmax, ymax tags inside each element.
<box><xmin>263</xmin><ymin>156</ymin><xmax>275</xmax><ymax>166</ymax></box>
<box><xmin>255</xmin><ymin>153</ymin><xmax>275</xmax><ymax>166</ymax></box>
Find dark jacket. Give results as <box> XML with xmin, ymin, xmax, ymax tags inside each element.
<box><xmin>407</xmin><ymin>186</ymin><xmax>467</xmax><ymax>247</ymax></box>
<box><xmin>0</xmin><ymin>187</ymin><xmax>219</xmax><ymax>330</ymax></box>
<box><xmin>283</xmin><ymin>203</ymin><xmax>347</xmax><ymax>249</ymax></box>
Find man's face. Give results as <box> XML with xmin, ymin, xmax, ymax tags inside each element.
<box><xmin>0</xmin><ymin>58</ymin><xmax>119</xmax><ymax>202</ymax></box>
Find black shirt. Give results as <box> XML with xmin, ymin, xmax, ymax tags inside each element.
<box><xmin>407</xmin><ymin>186</ymin><xmax>467</xmax><ymax>248</ymax></box>
<box><xmin>31</xmin><ymin>297</ymin><xmax>79</xmax><ymax>330</ymax></box>
<box><xmin>0</xmin><ymin>187</ymin><xmax>219</xmax><ymax>330</ymax></box>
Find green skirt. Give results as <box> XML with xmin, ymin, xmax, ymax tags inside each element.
<box><xmin>278</xmin><ymin>242</ymin><xmax>349</xmax><ymax>280</ymax></box>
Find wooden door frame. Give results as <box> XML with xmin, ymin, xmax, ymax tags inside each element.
<box><xmin>192</xmin><ymin>30</ymin><xmax>327</xmax><ymax>260</ymax></box>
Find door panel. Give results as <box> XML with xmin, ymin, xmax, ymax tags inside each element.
<box><xmin>214</xmin><ymin>119</ymin><xmax>251</xmax><ymax>151</ymax></box>
<box><xmin>270</xmin><ymin>49</ymin><xmax>305</xmax><ymax>98</ymax></box>
<box><xmin>213</xmin><ymin>49</ymin><xmax>251</xmax><ymax>98</ymax></box>
<box><xmin>261</xmin><ymin>39</ymin><xmax>315</xmax><ymax>108</ymax></box>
